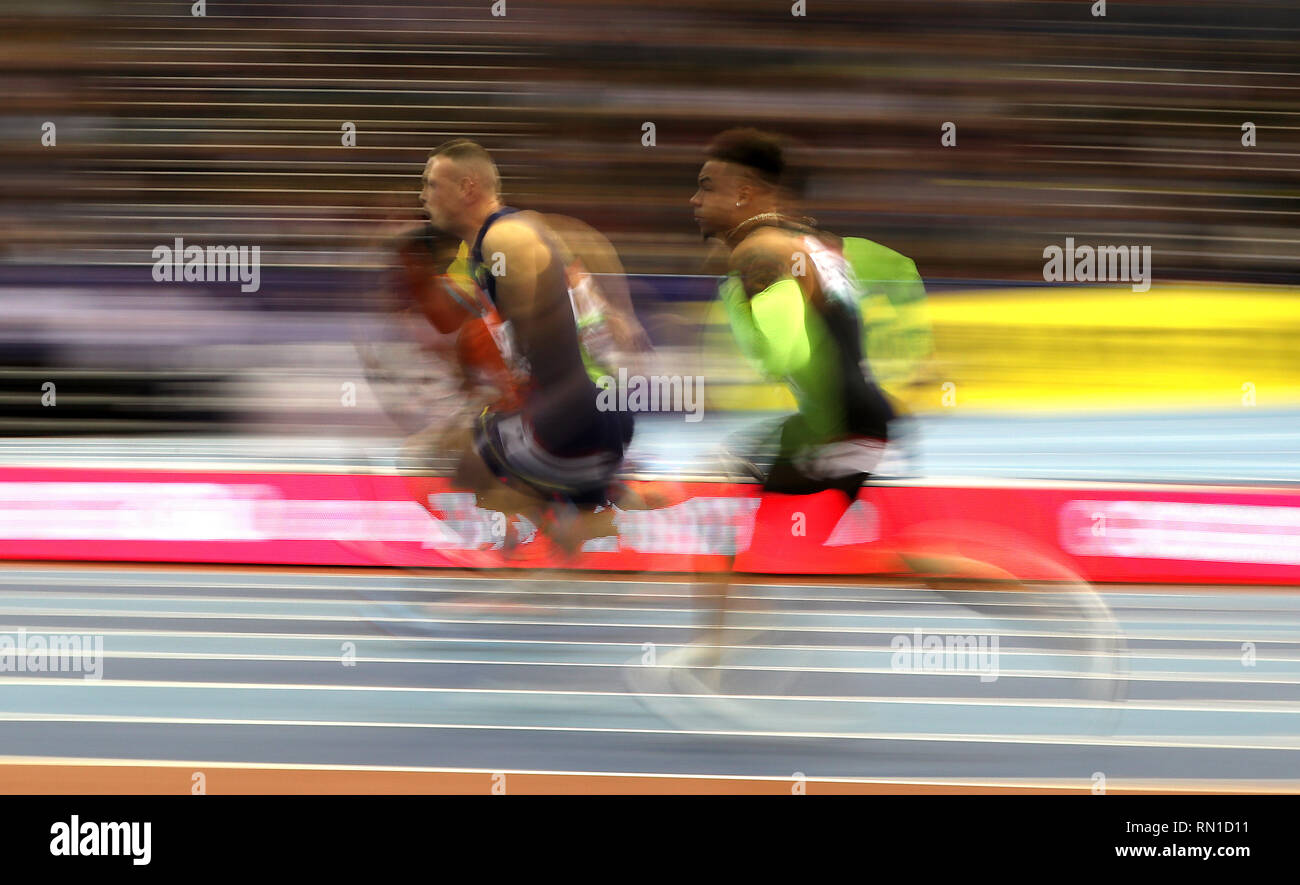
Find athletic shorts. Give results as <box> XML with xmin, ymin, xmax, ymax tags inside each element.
<box><xmin>472</xmin><ymin>407</ymin><xmax>629</xmax><ymax>508</ymax></box>
<box><xmin>763</xmin><ymin>415</ymin><xmax>887</xmax><ymax>497</ymax></box>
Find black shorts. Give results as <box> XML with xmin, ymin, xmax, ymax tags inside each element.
<box><xmin>472</xmin><ymin>407</ymin><xmax>630</xmax><ymax>508</ymax></box>
<box><xmin>762</xmin><ymin>415</ymin><xmax>887</xmax><ymax>497</ymax></box>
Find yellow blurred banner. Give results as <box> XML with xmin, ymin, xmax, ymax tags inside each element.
<box><xmin>700</xmin><ymin>286</ymin><xmax>1300</xmax><ymax>414</ymax></box>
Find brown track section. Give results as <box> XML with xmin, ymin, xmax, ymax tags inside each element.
<box><xmin>3</xmin><ymin>763</ymin><xmax>1296</xmax><ymax>795</ymax></box>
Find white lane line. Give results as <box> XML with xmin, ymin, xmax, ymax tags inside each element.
<box><xmin>2</xmin><ymin>623</ymin><xmax>1295</xmax><ymax>657</ymax></box>
<box><xmin>3</xmin><ymin>677</ymin><xmax>1297</xmax><ymax>713</ymax></box>
<box><xmin>0</xmin><ymin>608</ymin><xmax>1291</xmax><ymax>645</ymax></box>
<box><xmin>1</xmin><ymin>713</ymin><xmax>1297</xmax><ymax>752</ymax></box>
<box><xmin>55</xmin><ymin>644</ymin><xmax>1300</xmax><ymax>667</ymax></box>
<box><xmin>1</xmin><ymin>593</ymin><xmax>1290</xmax><ymax>632</ymax></box>
<box><xmin>22</xmin><ymin>651</ymin><xmax>1300</xmax><ymax>685</ymax></box>
<box><xmin>8</xmin><ymin>583</ymin><xmax>1300</xmax><ymax>617</ymax></box>
<box><xmin>6</xmin><ymin>564</ymin><xmax>1295</xmax><ymax>592</ymax></box>
<box><xmin>0</xmin><ymin>584</ymin><xmax>1093</xmax><ymax>608</ymax></box>
<box><xmin>5</xmin><ymin>621</ymin><xmax>1294</xmax><ymax>654</ymax></box>
<box><xmin>10</xmin><ymin>571</ymin><xmax>1300</xmax><ymax>605</ymax></box>
<box><xmin>0</xmin><ymin>592</ymin><xmax>1159</xmax><ymax>623</ymax></box>
<box><xmin>7</xmin><ymin>573</ymin><xmax>1298</xmax><ymax>611</ymax></box>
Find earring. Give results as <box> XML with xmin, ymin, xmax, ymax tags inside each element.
<box><xmin>735</xmin><ymin>201</ymin><xmax>743</xmax><ymax>207</ymax></box>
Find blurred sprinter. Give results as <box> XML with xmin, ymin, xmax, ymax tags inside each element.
<box><xmin>419</xmin><ymin>139</ymin><xmax>637</xmax><ymax>556</ymax></box>
<box><xmin>693</xmin><ymin>129</ymin><xmax>899</xmax><ymax>516</ymax></box>
<box><xmin>683</xmin><ymin>129</ymin><xmax>909</xmax><ymax>670</ymax></box>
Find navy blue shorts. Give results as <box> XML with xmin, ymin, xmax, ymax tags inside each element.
<box><xmin>472</xmin><ymin>408</ymin><xmax>631</xmax><ymax>508</ymax></box>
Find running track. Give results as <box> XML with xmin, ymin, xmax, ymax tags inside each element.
<box><xmin>1</xmin><ymin>564</ymin><xmax>1297</xmax><ymax>794</ymax></box>
<box><xmin>1</xmin><ymin>412</ymin><xmax>1297</xmax><ymax>794</ymax></box>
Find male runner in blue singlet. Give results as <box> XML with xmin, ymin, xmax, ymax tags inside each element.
<box><xmin>420</xmin><ymin>139</ymin><xmax>634</xmax><ymax>550</ymax></box>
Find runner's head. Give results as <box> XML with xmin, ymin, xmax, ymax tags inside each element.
<box><xmin>422</xmin><ymin>139</ymin><xmax>501</xmax><ymax>237</ymax></box>
<box><xmin>692</xmin><ymin>128</ymin><xmax>786</xmax><ymax>241</ymax></box>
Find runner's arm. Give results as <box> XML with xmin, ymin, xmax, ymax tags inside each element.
<box><xmin>728</xmin><ymin>235</ymin><xmax>811</xmax><ymax>378</ymax></box>
<box><xmin>480</xmin><ymin>219</ymin><xmax>547</xmax><ymax>328</ymax></box>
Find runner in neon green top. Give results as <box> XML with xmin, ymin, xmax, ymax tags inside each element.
<box><xmin>694</xmin><ymin>129</ymin><xmax>899</xmax><ymax>497</ymax></box>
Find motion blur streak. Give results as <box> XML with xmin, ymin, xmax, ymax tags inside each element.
<box><xmin>1</xmin><ymin>1</ymin><xmax>1297</xmax><ymax>795</ymax></box>
<box><xmin>4</xmin><ymin>2</ymin><xmax>1299</xmax><ymax>430</ymax></box>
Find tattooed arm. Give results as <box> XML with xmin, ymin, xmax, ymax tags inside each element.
<box><xmin>730</xmin><ymin>230</ymin><xmax>792</xmax><ymax>299</ymax></box>
<box><xmin>726</xmin><ymin>231</ymin><xmax>811</xmax><ymax>378</ymax></box>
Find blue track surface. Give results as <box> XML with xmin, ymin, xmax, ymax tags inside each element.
<box><xmin>0</xmin><ymin>566</ymin><xmax>1296</xmax><ymax>784</ymax></box>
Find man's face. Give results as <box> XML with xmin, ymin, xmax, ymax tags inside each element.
<box><xmin>420</xmin><ymin>156</ymin><xmax>464</xmax><ymax>233</ymax></box>
<box><xmin>690</xmin><ymin>160</ymin><xmax>745</xmax><ymax>241</ymax></box>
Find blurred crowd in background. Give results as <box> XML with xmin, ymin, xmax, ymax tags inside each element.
<box><xmin>2</xmin><ymin>0</ymin><xmax>1298</xmax><ymax>435</ymax></box>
